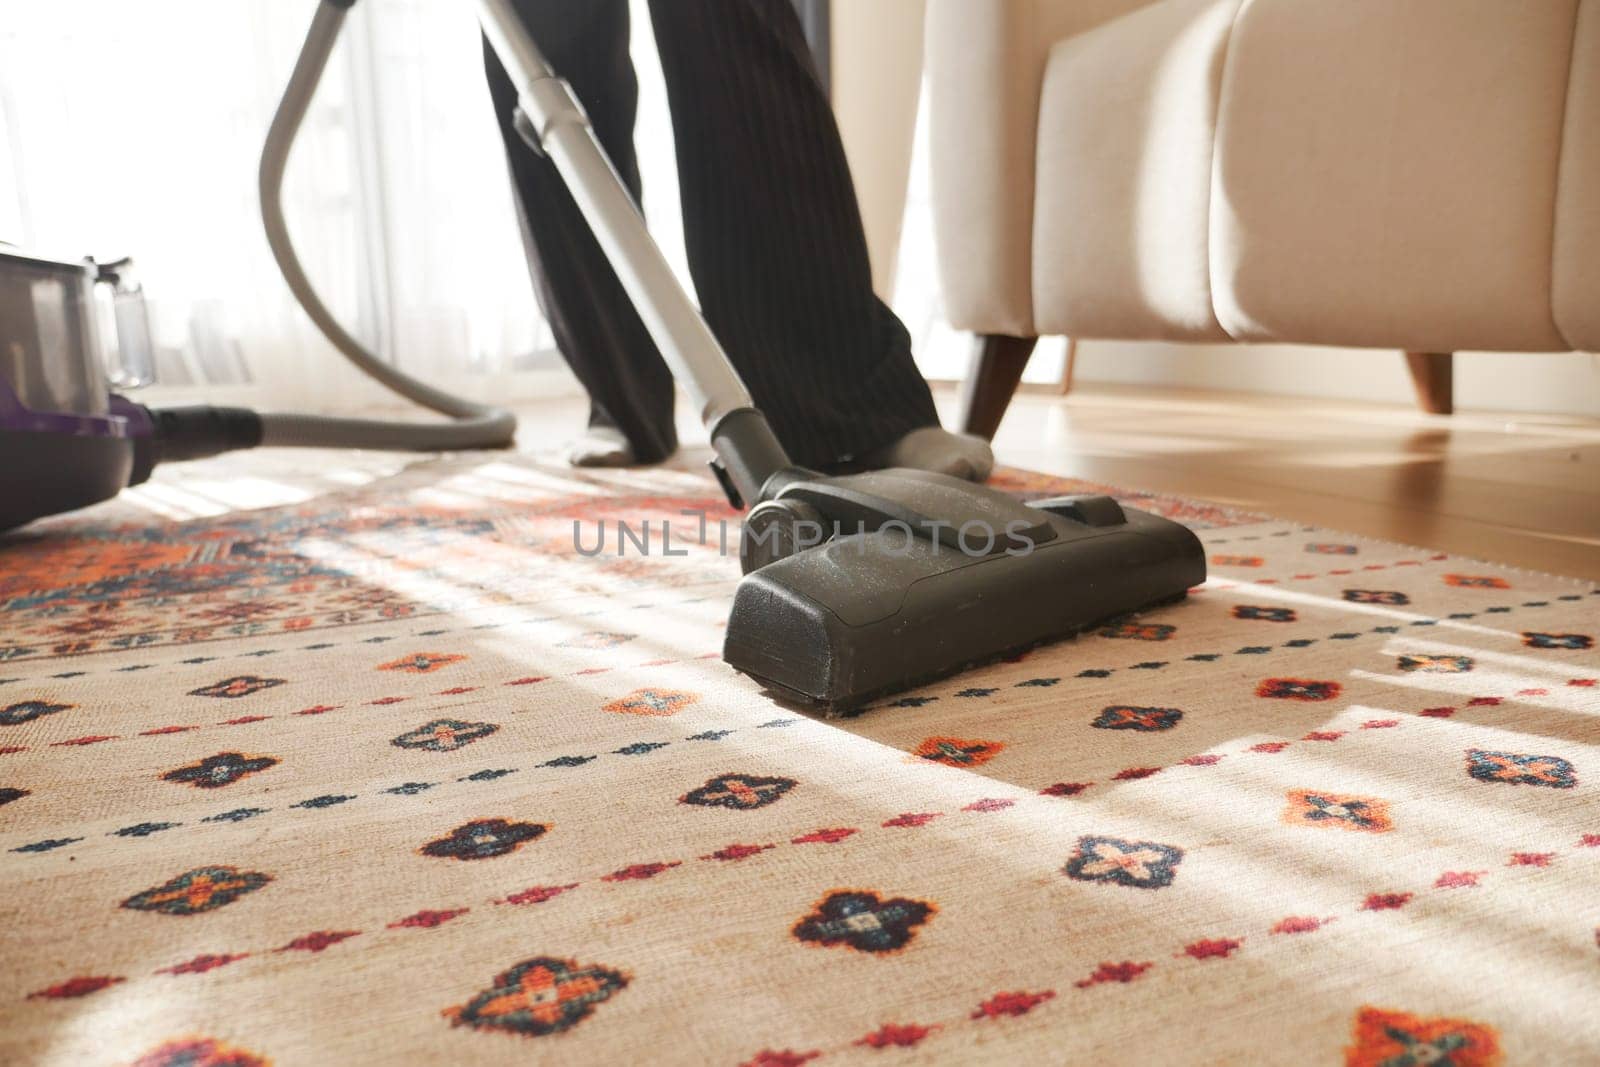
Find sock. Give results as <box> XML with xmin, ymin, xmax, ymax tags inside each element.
<box><xmin>858</xmin><ymin>426</ymin><xmax>995</xmax><ymax>482</ymax></box>
<box><xmin>567</xmin><ymin>425</ymin><xmax>636</xmax><ymax>468</ymax></box>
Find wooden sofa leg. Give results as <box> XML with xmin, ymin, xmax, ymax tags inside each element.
<box><xmin>956</xmin><ymin>334</ymin><xmax>1038</xmax><ymax>439</ymax></box>
<box><xmin>1059</xmin><ymin>337</ymin><xmax>1079</xmax><ymax>395</ymax></box>
<box><xmin>1403</xmin><ymin>351</ymin><xmax>1454</xmax><ymax>415</ymax></box>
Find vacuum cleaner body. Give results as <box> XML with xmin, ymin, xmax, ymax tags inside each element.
<box><xmin>724</xmin><ymin>470</ymin><xmax>1205</xmax><ymax>711</ymax></box>
<box><xmin>0</xmin><ymin>248</ymin><xmax>270</xmax><ymax>532</ymax></box>
<box><xmin>0</xmin><ymin>248</ymin><xmax>151</xmax><ymax>531</ymax></box>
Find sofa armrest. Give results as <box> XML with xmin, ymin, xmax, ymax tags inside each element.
<box><xmin>926</xmin><ymin>0</ymin><xmax>1162</xmax><ymax>336</ymax></box>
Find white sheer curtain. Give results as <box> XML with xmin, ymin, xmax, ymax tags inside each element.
<box><xmin>0</xmin><ymin>0</ymin><xmax>639</xmax><ymax>412</ymax></box>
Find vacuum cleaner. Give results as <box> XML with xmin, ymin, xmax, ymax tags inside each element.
<box><xmin>0</xmin><ymin>0</ymin><xmax>1205</xmax><ymax>712</ymax></box>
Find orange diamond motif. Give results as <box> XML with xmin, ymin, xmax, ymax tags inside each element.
<box><xmin>601</xmin><ymin>688</ymin><xmax>697</xmax><ymax>716</ymax></box>
<box><xmin>129</xmin><ymin>1036</ymin><xmax>268</xmax><ymax>1067</ymax></box>
<box><xmin>121</xmin><ymin>866</ymin><xmax>272</xmax><ymax>915</ymax></box>
<box><xmin>445</xmin><ymin>956</ymin><xmax>629</xmax><ymax>1037</ymax></box>
<box><xmin>1397</xmin><ymin>654</ymin><xmax>1474</xmax><ymax>674</ymax></box>
<box><xmin>1283</xmin><ymin>790</ymin><xmax>1392</xmax><ymax>834</ymax></box>
<box><xmin>1442</xmin><ymin>574</ymin><xmax>1509</xmax><ymax>590</ymax></box>
<box><xmin>911</xmin><ymin>737</ymin><xmax>1006</xmax><ymax>768</ymax></box>
<box><xmin>1345</xmin><ymin>1007</ymin><xmax>1501</xmax><ymax>1067</ymax></box>
<box><xmin>378</xmin><ymin>652</ymin><xmax>466</xmax><ymax>674</ymax></box>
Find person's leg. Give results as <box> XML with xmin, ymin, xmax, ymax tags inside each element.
<box><xmin>483</xmin><ymin>0</ymin><xmax>677</xmax><ymax>465</ymax></box>
<box><xmin>643</xmin><ymin>0</ymin><xmax>991</xmax><ymax>477</ymax></box>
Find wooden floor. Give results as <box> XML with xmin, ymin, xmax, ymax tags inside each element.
<box><xmin>972</xmin><ymin>384</ymin><xmax>1600</xmax><ymax>581</ymax></box>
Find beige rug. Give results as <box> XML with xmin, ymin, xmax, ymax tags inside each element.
<box><xmin>1</xmin><ymin>452</ymin><xmax>1596</xmax><ymax>1065</ymax></box>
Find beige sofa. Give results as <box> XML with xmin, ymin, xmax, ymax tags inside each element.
<box><xmin>925</xmin><ymin>0</ymin><xmax>1600</xmax><ymax>432</ymax></box>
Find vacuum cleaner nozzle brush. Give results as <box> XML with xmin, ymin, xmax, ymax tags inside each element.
<box><xmin>721</xmin><ymin>470</ymin><xmax>1205</xmax><ymax>714</ymax></box>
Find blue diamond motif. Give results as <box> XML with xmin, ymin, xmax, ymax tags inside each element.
<box><xmin>112</xmin><ymin>822</ymin><xmax>180</xmax><ymax>838</ymax></box>
<box><xmin>293</xmin><ymin>794</ymin><xmax>354</xmax><ymax>809</ymax></box>
<box><xmin>204</xmin><ymin>807</ymin><xmax>267</xmax><ymax>823</ymax></box>
<box><xmin>11</xmin><ymin>837</ymin><xmax>81</xmax><ymax>853</ymax></box>
<box><xmin>541</xmin><ymin>755</ymin><xmax>596</xmax><ymax>767</ymax></box>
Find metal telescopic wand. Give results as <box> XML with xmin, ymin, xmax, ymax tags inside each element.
<box><xmin>476</xmin><ymin>0</ymin><xmax>797</xmax><ymax>506</ymax></box>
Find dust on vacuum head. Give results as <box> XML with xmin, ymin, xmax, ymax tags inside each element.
<box><xmin>720</xmin><ymin>470</ymin><xmax>1207</xmax><ymax>714</ymax></box>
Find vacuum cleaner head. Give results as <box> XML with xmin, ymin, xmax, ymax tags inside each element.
<box><xmin>722</xmin><ymin>469</ymin><xmax>1205</xmax><ymax>713</ymax></box>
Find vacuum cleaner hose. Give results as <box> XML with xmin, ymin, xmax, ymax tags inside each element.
<box><xmin>253</xmin><ymin>0</ymin><xmax>516</xmax><ymax>452</ymax></box>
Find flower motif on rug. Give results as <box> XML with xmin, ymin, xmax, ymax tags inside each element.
<box><xmin>912</xmin><ymin>736</ymin><xmax>1005</xmax><ymax>767</ymax></box>
<box><xmin>160</xmin><ymin>752</ymin><xmax>279</xmax><ymax>789</ymax></box>
<box><xmin>1283</xmin><ymin>790</ymin><xmax>1393</xmax><ymax>834</ymax></box>
<box><xmin>391</xmin><ymin>718</ymin><xmax>499</xmax><ymax>752</ymax></box>
<box><xmin>1063</xmin><ymin>835</ymin><xmax>1184</xmax><ymax>890</ymax></box>
<box><xmin>1306</xmin><ymin>543</ymin><xmax>1358</xmax><ymax>555</ymax></box>
<box><xmin>792</xmin><ymin>890</ymin><xmax>936</xmax><ymax>954</ymax></box>
<box><xmin>1233</xmin><ymin>606</ymin><xmax>1296</xmax><ymax>622</ymax></box>
<box><xmin>421</xmin><ymin>819</ymin><xmax>547</xmax><ymax>860</ymax></box>
<box><xmin>129</xmin><ymin>1037</ymin><xmax>269</xmax><ymax>1067</ymax></box>
<box><xmin>1465</xmin><ymin>749</ymin><xmax>1576</xmax><ymax>789</ymax></box>
<box><xmin>1099</xmin><ymin>622</ymin><xmax>1175</xmax><ymax>641</ymax></box>
<box><xmin>188</xmin><ymin>676</ymin><xmax>284</xmax><ymax>699</ymax></box>
<box><xmin>1344</xmin><ymin>589</ymin><xmax>1410</xmax><ymax>605</ymax></box>
<box><xmin>1092</xmin><ymin>706</ymin><xmax>1183</xmax><ymax>732</ymax></box>
<box><xmin>1443</xmin><ymin>574</ymin><xmax>1509</xmax><ymax>590</ymax></box>
<box><xmin>559</xmin><ymin>631</ymin><xmax>635</xmax><ymax>649</ymax></box>
<box><xmin>1256</xmin><ymin>678</ymin><xmax>1342</xmax><ymax>701</ymax></box>
<box><xmin>1521</xmin><ymin>632</ymin><xmax>1593</xmax><ymax>650</ymax></box>
<box><xmin>601</xmin><ymin>688</ymin><xmax>698</xmax><ymax>716</ymax></box>
<box><xmin>0</xmin><ymin>699</ymin><xmax>72</xmax><ymax>725</ymax></box>
<box><xmin>378</xmin><ymin>652</ymin><xmax>466</xmax><ymax>673</ymax></box>
<box><xmin>680</xmin><ymin>772</ymin><xmax>797</xmax><ymax>810</ymax></box>
<box><xmin>121</xmin><ymin>866</ymin><xmax>272</xmax><ymax>915</ymax></box>
<box><xmin>1398</xmin><ymin>654</ymin><xmax>1474</xmax><ymax>673</ymax></box>
<box><xmin>444</xmin><ymin>956</ymin><xmax>629</xmax><ymax>1038</ymax></box>
<box><xmin>1344</xmin><ymin>1006</ymin><xmax>1502</xmax><ymax>1067</ymax></box>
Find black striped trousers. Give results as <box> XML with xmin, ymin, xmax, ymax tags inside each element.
<box><xmin>482</xmin><ymin>0</ymin><xmax>939</xmax><ymax>468</ymax></box>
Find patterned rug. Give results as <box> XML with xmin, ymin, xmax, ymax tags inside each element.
<box><xmin>2</xmin><ymin>451</ymin><xmax>1596</xmax><ymax>1065</ymax></box>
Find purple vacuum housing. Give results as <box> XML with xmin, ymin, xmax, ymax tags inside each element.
<box><xmin>0</xmin><ymin>248</ymin><xmax>154</xmax><ymax>531</ymax></box>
